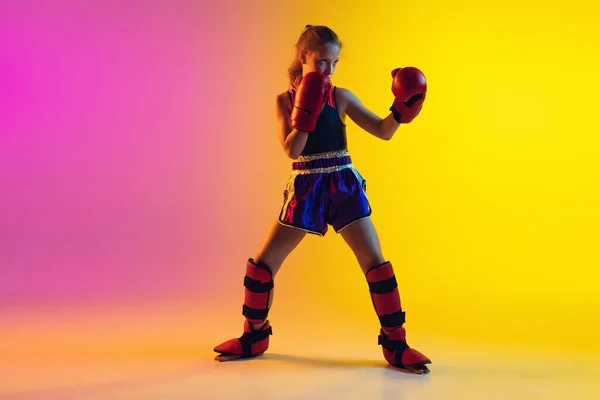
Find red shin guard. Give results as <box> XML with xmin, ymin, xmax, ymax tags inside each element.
<box><xmin>213</xmin><ymin>258</ymin><xmax>273</xmax><ymax>360</ymax></box>
<box><xmin>366</xmin><ymin>261</ymin><xmax>431</xmax><ymax>370</ymax></box>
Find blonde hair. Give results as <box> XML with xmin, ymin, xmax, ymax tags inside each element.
<box><xmin>287</xmin><ymin>25</ymin><xmax>342</xmax><ymax>90</ymax></box>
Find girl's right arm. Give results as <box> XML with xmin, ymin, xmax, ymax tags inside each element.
<box><xmin>276</xmin><ymin>93</ymin><xmax>308</xmax><ymax>159</ymax></box>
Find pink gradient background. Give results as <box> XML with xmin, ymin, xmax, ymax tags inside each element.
<box><xmin>1</xmin><ymin>0</ymin><xmax>302</xmax><ymax>308</ymax></box>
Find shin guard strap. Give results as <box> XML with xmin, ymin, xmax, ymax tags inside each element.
<box><xmin>368</xmin><ymin>275</ymin><xmax>398</xmax><ymax>294</ymax></box>
<box><xmin>380</xmin><ymin>310</ymin><xmax>406</xmax><ymax>328</ymax></box>
<box><xmin>244</xmin><ymin>276</ymin><xmax>274</xmax><ymax>293</ymax></box>
<box><xmin>239</xmin><ymin>326</ymin><xmax>273</xmax><ymax>357</ymax></box>
<box><xmin>378</xmin><ymin>333</ymin><xmax>409</xmax><ymax>353</ymax></box>
<box><xmin>242</xmin><ymin>305</ymin><xmax>268</xmax><ymax>321</ymax></box>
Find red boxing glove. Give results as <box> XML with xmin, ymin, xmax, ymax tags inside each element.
<box><xmin>390</xmin><ymin>67</ymin><xmax>427</xmax><ymax>124</ymax></box>
<box><xmin>291</xmin><ymin>72</ymin><xmax>331</xmax><ymax>132</ymax></box>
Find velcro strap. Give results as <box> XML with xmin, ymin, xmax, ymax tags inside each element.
<box><xmin>242</xmin><ymin>305</ymin><xmax>269</xmax><ymax>320</ymax></box>
<box><xmin>239</xmin><ymin>326</ymin><xmax>273</xmax><ymax>357</ymax></box>
<box><xmin>378</xmin><ymin>333</ymin><xmax>409</xmax><ymax>352</ymax></box>
<box><xmin>405</xmin><ymin>93</ymin><xmax>423</xmax><ymax>107</ymax></box>
<box><xmin>379</xmin><ymin>310</ymin><xmax>405</xmax><ymax>328</ymax></box>
<box><xmin>244</xmin><ymin>276</ymin><xmax>274</xmax><ymax>293</ymax></box>
<box><xmin>368</xmin><ymin>276</ymin><xmax>398</xmax><ymax>294</ymax></box>
<box><xmin>390</xmin><ymin>105</ymin><xmax>402</xmax><ymax>123</ymax></box>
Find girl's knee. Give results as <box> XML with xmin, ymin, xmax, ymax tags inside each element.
<box><xmin>357</xmin><ymin>252</ymin><xmax>385</xmax><ymax>273</ymax></box>
<box><xmin>253</xmin><ymin>254</ymin><xmax>282</xmax><ymax>276</ymax></box>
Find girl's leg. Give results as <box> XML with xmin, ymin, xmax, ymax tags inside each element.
<box><xmin>254</xmin><ymin>217</ymin><xmax>308</xmax><ymax>278</ymax></box>
<box><xmin>338</xmin><ymin>216</ymin><xmax>385</xmax><ymax>274</ymax></box>
<box><xmin>249</xmin><ymin>218</ymin><xmax>308</xmax><ymax>330</ymax></box>
<box><xmin>214</xmin><ymin>218</ymin><xmax>306</xmax><ymax>361</ymax></box>
<box><xmin>339</xmin><ymin>217</ymin><xmax>431</xmax><ymax>374</ymax></box>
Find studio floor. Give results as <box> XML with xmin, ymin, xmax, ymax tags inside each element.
<box><xmin>2</xmin><ymin>347</ymin><xmax>600</xmax><ymax>399</ymax></box>
<box><xmin>1</xmin><ymin>304</ymin><xmax>599</xmax><ymax>399</ymax></box>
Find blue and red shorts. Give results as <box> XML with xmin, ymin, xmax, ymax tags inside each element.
<box><xmin>278</xmin><ymin>150</ymin><xmax>372</xmax><ymax>236</ymax></box>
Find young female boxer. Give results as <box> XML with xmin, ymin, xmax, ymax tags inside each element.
<box><xmin>213</xmin><ymin>25</ymin><xmax>431</xmax><ymax>374</ymax></box>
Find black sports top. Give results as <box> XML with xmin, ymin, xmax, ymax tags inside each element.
<box><xmin>288</xmin><ymin>87</ymin><xmax>347</xmax><ymax>156</ymax></box>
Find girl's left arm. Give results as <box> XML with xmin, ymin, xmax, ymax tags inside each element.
<box><xmin>338</xmin><ymin>87</ymin><xmax>400</xmax><ymax>141</ymax></box>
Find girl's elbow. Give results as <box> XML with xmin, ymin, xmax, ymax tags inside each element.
<box><xmin>284</xmin><ymin>146</ymin><xmax>300</xmax><ymax>159</ymax></box>
<box><xmin>375</xmin><ymin>127</ymin><xmax>394</xmax><ymax>141</ymax></box>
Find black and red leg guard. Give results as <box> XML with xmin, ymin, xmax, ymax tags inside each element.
<box><xmin>366</xmin><ymin>261</ymin><xmax>432</xmax><ymax>372</ymax></box>
<box><xmin>213</xmin><ymin>258</ymin><xmax>273</xmax><ymax>361</ymax></box>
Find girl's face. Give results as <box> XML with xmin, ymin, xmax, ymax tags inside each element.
<box><xmin>302</xmin><ymin>42</ymin><xmax>340</xmax><ymax>78</ymax></box>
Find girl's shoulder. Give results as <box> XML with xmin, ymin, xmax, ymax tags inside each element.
<box><xmin>276</xmin><ymin>90</ymin><xmax>294</xmax><ymax>115</ymax></box>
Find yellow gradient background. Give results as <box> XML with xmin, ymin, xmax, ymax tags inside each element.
<box><xmin>263</xmin><ymin>0</ymin><xmax>600</xmax><ymax>357</ymax></box>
